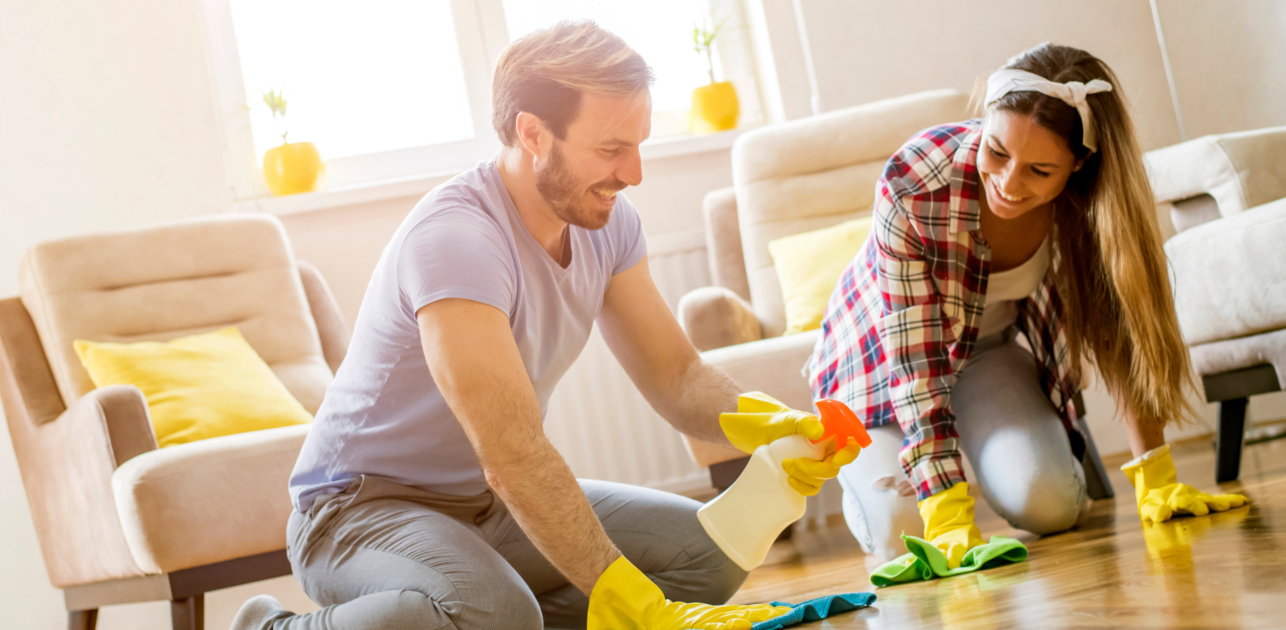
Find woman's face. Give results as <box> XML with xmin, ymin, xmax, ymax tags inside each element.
<box><xmin>977</xmin><ymin>109</ymin><xmax>1083</xmax><ymax>219</ymax></box>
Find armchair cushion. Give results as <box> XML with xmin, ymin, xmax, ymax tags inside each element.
<box><xmin>1165</xmin><ymin>197</ymin><xmax>1286</xmax><ymax>347</ymax></box>
<box><xmin>678</xmin><ymin>287</ymin><xmax>762</xmax><ymax>352</ymax></box>
<box><xmin>769</xmin><ymin>217</ymin><xmax>873</xmax><ymax>335</ymax></box>
<box><xmin>75</xmin><ymin>327</ymin><xmax>312</xmax><ymax>448</ymax></box>
<box><xmin>112</xmin><ymin>423</ymin><xmax>310</xmax><ymax>574</ymax></box>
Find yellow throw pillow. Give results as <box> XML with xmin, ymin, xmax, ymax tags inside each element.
<box><xmin>74</xmin><ymin>327</ymin><xmax>312</xmax><ymax>448</ymax></box>
<box><xmin>768</xmin><ymin>217</ymin><xmax>874</xmax><ymax>336</ymax></box>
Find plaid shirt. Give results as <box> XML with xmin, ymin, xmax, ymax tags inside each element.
<box><xmin>806</xmin><ymin>121</ymin><xmax>1084</xmax><ymax>500</ymax></box>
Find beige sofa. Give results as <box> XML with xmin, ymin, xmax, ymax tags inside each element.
<box><xmin>676</xmin><ymin>90</ymin><xmax>972</xmax><ymax>477</ymax></box>
<box><xmin>0</xmin><ymin>214</ymin><xmax>348</xmax><ymax>630</ymax></box>
<box><xmin>1146</xmin><ymin>126</ymin><xmax>1286</xmax><ymax>482</ymax></box>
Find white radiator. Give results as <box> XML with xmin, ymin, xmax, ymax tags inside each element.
<box><xmin>543</xmin><ymin>229</ymin><xmax>714</xmax><ymax>496</ymax></box>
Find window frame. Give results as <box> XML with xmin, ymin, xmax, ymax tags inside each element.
<box><xmin>198</xmin><ymin>0</ymin><xmax>761</xmax><ymax>201</ymax></box>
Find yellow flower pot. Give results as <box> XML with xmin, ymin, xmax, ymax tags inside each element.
<box><xmin>263</xmin><ymin>142</ymin><xmax>323</xmax><ymax>196</ymax></box>
<box><xmin>690</xmin><ymin>81</ymin><xmax>740</xmax><ymax>135</ymax></box>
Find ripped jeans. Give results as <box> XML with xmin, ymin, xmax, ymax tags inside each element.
<box><xmin>836</xmin><ymin>328</ymin><xmax>1088</xmax><ymax>561</ymax></box>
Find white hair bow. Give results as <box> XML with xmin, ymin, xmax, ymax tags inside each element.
<box><xmin>985</xmin><ymin>68</ymin><xmax>1113</xmax><ymax>152</ymax></box>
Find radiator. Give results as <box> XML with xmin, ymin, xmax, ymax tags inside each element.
<box><xmin>543</xmin><ymin>229</ymin><xmax>714</xmax><ymax>496</ymax></box>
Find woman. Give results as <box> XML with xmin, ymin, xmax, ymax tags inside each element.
<box><xmin>807</xmin><ymin>42</ymin><xmax>1247</xmax><ymax>566</ymax></box>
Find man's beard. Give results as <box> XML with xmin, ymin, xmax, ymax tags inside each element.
<box><xmin>534</xmin><ymin>141</ymin><xmax>623</xmax><ymax>231</ymax></box>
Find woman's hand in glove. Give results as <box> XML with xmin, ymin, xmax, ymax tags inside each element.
<box><xmin>1121</xmin><ymin>445</ymin><xmax>1248</xmax><ymax>523</ymax></box>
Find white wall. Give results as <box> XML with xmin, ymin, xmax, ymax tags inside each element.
<box><xmin>1156</xmin><ymin>0</ymin><xmax>1286</xmax><ymax>138</ymax></box>
<box><xmin>796</xmin><ymin>0</ymin><xmax>1183</xmax><ymax>149</ymax></box>
<box><xmin>1</xmin><ymin>0</ymin><xmax>1284</xmax><ymax>628</ymax></box>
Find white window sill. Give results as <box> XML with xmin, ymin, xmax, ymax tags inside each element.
<box><xmin>232</xmin><ymin>126</ymin><xmax>755</xmax><ymax>216</ymax></box>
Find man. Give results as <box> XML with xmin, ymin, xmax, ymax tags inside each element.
<box><xmin>233</xmin><ymin>21</ymin><xmax>856</xmax><ymax>630</ymax></box>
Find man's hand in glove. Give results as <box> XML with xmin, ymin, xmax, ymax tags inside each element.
<box><xmin>588</xmin><ymin>556</ymin><xmax>791</xmax><ymax>630</ymax></box>
<box><xmin>720</xmin><ymin>392</ymin><xmax>861</xmax><ymax>496</ymax></box>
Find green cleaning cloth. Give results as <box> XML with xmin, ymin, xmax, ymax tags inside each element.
<box><xmin>748</xmin><ymin>592</ymin><xmax>876</xmax><ymax>629</ymax></box>
<box><xmin>869</xmin><ymin>535</ymin><xmax>1027</xmax><ymax>587</ymax></box>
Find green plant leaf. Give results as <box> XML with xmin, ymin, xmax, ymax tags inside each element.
<box><xmin>262</xmin><ymin>89</ymin><xmax>287</xmax><ymax>118</ymax></box>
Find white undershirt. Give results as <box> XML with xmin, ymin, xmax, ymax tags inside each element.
<box><xmin>977</xmin><ymin>238</ymin><xmax>1051</xmax><ymax>338</ymax></box>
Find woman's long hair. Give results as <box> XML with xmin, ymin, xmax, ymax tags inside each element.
<box><xmin>983</xmin><ymin>43</ymin><xmax>1196</xmax><ymax>427</ymax></box>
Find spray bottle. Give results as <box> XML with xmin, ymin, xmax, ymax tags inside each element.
<box><xmin>697</xmin><ymin>399</ymin><xmax>871</xmax><ymax>571</ymax></box>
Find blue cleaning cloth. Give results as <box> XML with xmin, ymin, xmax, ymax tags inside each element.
<box><xmin>749</xmin><ymin>592</ymin><xmax>877</xmax><ymax>630</ymax></box>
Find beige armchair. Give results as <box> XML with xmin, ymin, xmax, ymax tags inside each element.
<box><xmin>1147</xmin><ymin>126</ymin><xmax>1286</xmax><ymax>482</ymax></box>
<box><xmin>676</xmin><ymin>90</ymin><xmax>972</xmax><ymax>483</ymax></box>
<box><xmin>0</xmin><ymin>214</ymin><xmax>349</xmax><ymax>630</ymax></box>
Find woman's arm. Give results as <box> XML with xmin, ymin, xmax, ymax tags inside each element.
<box><xmin>871</xmin><ymin>183</ymin><xmax>965</xmax><ymax>500</ymax></box>
<box><xmin>1122</xmin><ymin>408</ymin><xmax>1167</xmax><ymax>457</ymax></box>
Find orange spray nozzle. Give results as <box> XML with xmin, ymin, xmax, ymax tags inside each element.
<box><xmin>813</xmin><ymin>399</ymin><xmax>872</xmax><ymax>450</ymax></box>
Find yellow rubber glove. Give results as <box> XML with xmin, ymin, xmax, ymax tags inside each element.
<box><xmin>587</xmin><ymin>556</ymin><xmax>791</xmax><ymax>630</ymax></box>
<box><xmin>781</xmin><ymin>441</ymin><xmax>863</xmax><ymax>496</ymax></box>
<box><xmin>1120</xmin><ymin>444</ymin><xmax>1248</xmax><ymax>523</ymax></box>
<box><xmin>917</xmin><ymin>482</ymin><xmax>985</xmax><ymax>570</ymax></box>
<box><xmin>720</xmin><ymin>392</ymin><xmax>860</xmax><ymax>497</ymax></box>
<box><xmin>719</xmin><ymin>392</ymin><xmax>823</xmax><ymax>453</ymax></box>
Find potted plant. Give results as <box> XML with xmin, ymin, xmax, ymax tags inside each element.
<box><xmin>690</xmin><ymin>16</ymin><xmax>739</xmax><ymax>134</ymax></box>
<box><xmin>261</xmin><ymin>89</ymin><xmax>323</xmax><ymax>196</ymax></box>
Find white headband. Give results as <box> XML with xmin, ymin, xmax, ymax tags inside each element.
<box><xmin>985</xmin><ymin>68</ymin><xmax>1113</xmax><ymax>152</ymax></box>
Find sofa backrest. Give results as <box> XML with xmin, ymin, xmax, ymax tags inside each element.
<box><xmin>1146</xmin><ymin>125</ymin><xmax>1286</xmax><ymax>235</ymax></box>
<box><xmin>18</xmin><ymin>213</ymin><xmax>334</xmax><ymax>413</ymax></box>
<box><xmin>730</xmin><ymin>89</ymin><xmax>971</xmax><ymax>337</ymax></box>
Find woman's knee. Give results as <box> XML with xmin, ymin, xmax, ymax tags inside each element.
<box><xmin>987</xmin><ymin>468</ymin><xmax>1085</xmax><ymax>535</ymax></box>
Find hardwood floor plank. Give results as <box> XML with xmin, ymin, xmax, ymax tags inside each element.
<box><xmin>730</xmin><ymin>438</ymin><xmax>1286</xmax><ymax>629</ymax></box>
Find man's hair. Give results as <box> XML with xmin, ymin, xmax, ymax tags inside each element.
<box><xmin>492</xmin><ymin>20</ymin><xmax>654</xmax><ymax>147</ymax></box>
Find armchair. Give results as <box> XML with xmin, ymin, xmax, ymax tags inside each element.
<box><xmin>0</xmin><ymin>214</ymin><xmax>348</xmax><ymax>630</ymax></box>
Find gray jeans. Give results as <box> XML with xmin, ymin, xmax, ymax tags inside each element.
<box><xmin>838</xmin><ymin>329</ymin><xmax>1088</xmax><ymax>561</ymax></box>
<box><xmin>268</xmin><ymin>475</ymin><xmax>747</xmax><ymax>630</ymax></box>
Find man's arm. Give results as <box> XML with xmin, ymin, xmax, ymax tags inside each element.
<box><xmin>417</xmin><ymin>298</ymin><xmax>619</xmax><ymax>594</ymax></box>
<box><xmin>597</xmin><ymin>256</ymin><xmax>740</xmax><ymax>446</ymax></box>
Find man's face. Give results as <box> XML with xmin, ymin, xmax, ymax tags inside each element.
<box><xmin>534</xmin><ymin>90</ymin><xmax>651</xmax><ymax>230</ymax></box>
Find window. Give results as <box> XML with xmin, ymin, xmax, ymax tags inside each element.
<box><xmin>228</xmin><ymin>0</ymin><xmax>475</xmax><ymax>160</ymax></box>
<box><xmin>201</xmin><ymin>0</ymin><xmax>760</xmax><ymax>199</ymax></box>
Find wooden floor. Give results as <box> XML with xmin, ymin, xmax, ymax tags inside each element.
<box><xmin>731</xmin><ymin>437</ymin><xmax>1286</xmax><ymax>629</ymax></box>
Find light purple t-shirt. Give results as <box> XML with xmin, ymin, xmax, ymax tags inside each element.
<box><xmin>289</xmin><ymin>159</ymin><xmax>647</xmax><ymax>511</ymax></box>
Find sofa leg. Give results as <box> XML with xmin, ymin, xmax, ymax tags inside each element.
<box><xmin>171</xmin><ymin>594</ymin><xmax>204</xmax><ymax>630</ymax></box>
<box><xmin>1216</xmin><ymin>398</ymin><xmax>1248</xmax><ymax>483</ymax></box>
<box><xmin>68</xmin><ymin>609</ymin><xmax>97</xmax><ymax>630</ymax></box>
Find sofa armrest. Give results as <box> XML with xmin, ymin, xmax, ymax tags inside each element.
<box><xmin>7</xmin><ymin>386</ymin><xmax>153</xmax><ymax>586</ymax></box>
<box><xmin>677</xmin><ymin>286</ymin><xmax>763</xmax><ymax>352</ymax></box>
<box><xmin>1</xmin><ymin>297</ymin><xmax>155</xmax><ymax>586</ymax></box>
<box><xmin>1146</xmin><ymin>126</ymin><xmax>1286</xmax><ymax>217</ymax></box>
<box><xmin>702</xmin><ymin>187</ymin><xmax>751</xmax><ymax>302</ymax></box>
<box><xmin>682</xmin><ymin>330</ymin><xmax>822</xmax><ymax>467</ymax></box>
<box><xmin>298</xmin><ymin>259</ymin><xmax>350</xmax><ymax>374</ymax></box>
<box><xmin>113</xmin><ymin>423</ymin><xmax>308</xmax><ymax>574</ymax></box>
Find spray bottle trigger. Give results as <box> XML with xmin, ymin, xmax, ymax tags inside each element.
<box><xmin>813</xmin><ymin>399</ymin><xmax>873</xmax><ymax>451</ymax></box>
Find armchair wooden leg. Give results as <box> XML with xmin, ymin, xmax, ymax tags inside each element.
<box><xmin>171</xmin><ymin>594</ymin><xmax>204</xmax><ymax>630</ymax></box>
<box><xmin>68</xmin><ymin>609</ymin><xmax>97</xmax><ymax>630</ymax></box>
<box><xmin>1216</xmin><ymin>398</ymin><xmax>1248</xmax><ymax>483</ymax></box>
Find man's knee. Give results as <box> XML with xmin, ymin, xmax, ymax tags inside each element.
<box><xmin>711</xmin><ymin>547</ymin><xmax>752</xmax><ymax>604</ymax></box>
<box><xmin>403</xmin><ymin>587</ymin><xmax>543</xmax><ymax>630</ymax></box>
